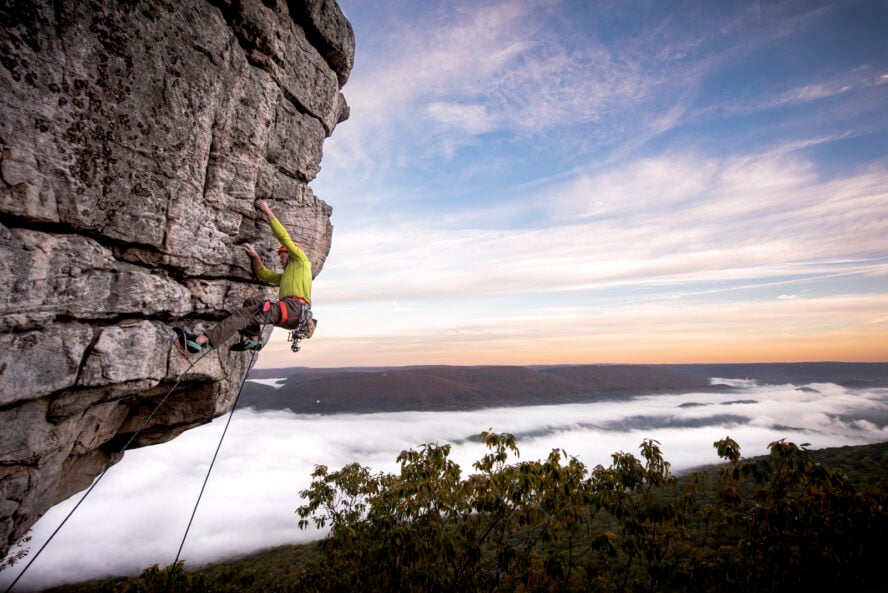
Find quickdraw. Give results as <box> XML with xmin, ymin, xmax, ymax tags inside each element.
<box><xmin>286</xmin><ymin>301</ymin><xmax>315</xmax><ymax>352</ymax></box>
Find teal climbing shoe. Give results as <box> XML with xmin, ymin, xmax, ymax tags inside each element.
<box><xmin>174</xmin><ymin>327</ymin><xmax>204</xmax><ymax>354</ymax></box>
<box><xmin>230</xmin><ymin>337</ymin><xmax>264</xmax><ymax>352</ymax></box>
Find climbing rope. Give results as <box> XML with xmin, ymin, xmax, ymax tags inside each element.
<box><xmin>173</xmin><ymin>348</ymin><xmax>259</xmax><ymax>566</ymax></box>
<box><xmin>3</xmin><ymin>338</ymin><xmax>255</xmax><ymax>593</ymax></box>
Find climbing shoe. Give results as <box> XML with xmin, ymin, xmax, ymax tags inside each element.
<box><xmin>230</xmin><ymin>337</ymin><xmax>264</xmax><ymax>352</ymax></box>
<box><xmin>174</xmin><ymin>327</ymin><xmax>204</xmax><ymax>354</ymax></box>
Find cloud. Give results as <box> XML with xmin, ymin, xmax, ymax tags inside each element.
<box><xmin>780</xmin><ymin>82</ymin><xmax>851</xmax><ymax>103</ymax></box>
<box><xmin>328</xmin><ymin>0</ymin><xmax>669</xmax><ymax>173</ymax></box>
<box><xmin>765</xmin><ymin>65</ymin><xmax>888</xmax><ymax>109</ymax></box>
<box><xmin>329</xmin><ymin>0</ymin><xmax>864</xmax><ymax>178</ymax></box>
<box><xmin>4</xmin><ymin>382</ymin><xmax>886</xmax><ymax>591</ymax></box>
<box><xmin>316</xmin><ymin>147</ymin><xmax>888</xmax><ymax>305</ymax></box>
<box><xmin>269</xmin><ymin>288</ymin><xmax>888</xmax><ymax>367</ymax></box>
<box><xmin>298</xmin><ymin>138</ymin><xmax>888</xmax><ymax>367</ymax></box>
<box><xmin>426</xmin><ymin>102</ymin><xmax>494</xmax><ymax>135</ymax></box>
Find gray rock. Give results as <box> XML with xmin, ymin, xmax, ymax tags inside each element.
<box><xmin>299</xmin><ymin>0</ymin><xmax>356</xmax><ymax>86</ymax></box>
<box><xmin>0</xmin><ymin>323</ymin><xmax>94</xmax><ymax>405</ymax></box>
<box><xmin>0</xmin><ymin>226</ymin><xmax>193</xmax><ymax>331</ymax></box>
<box><xmin>0</xmin><ymin>0</ymin><xmax>353</xmax><ymax>557</ymax></box>
<box><xmin>78</xmin><ymin>321</ymin><xmax>170</xmax><ymax>387</ymax></box>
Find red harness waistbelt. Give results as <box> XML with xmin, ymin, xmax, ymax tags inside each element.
<box><xmin>279</xmin><ymin>296</ymin><xmax>310</xmax><ymax>325</ymax></box>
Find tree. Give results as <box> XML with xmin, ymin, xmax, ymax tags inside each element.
<box><xmin>295</xmin><ymin>433</ymin><xmax>888</xmax><ymax>593</ymax></box>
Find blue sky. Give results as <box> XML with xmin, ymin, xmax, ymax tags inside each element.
<box><xmin>261</xmin><ymin>0</ymin><xmax>888</xmax><ymax>367</ymax></box>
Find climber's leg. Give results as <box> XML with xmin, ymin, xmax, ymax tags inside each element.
<box><xmin>203</xmin><ymin>297</ymin><xmax>278</xmax><ymax>347</ymax></box>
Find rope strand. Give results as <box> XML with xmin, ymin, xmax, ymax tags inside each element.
<box><xmin>4</xmin><ymin>341</ymin><xmax>217</xmax><ymax>593</ymax></box>
<box><xmin>173</xmin><ymin>349</ymin><xmax>258</xmax><ymax>566</ymax></box>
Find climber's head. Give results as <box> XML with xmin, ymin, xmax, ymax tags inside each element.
<box><xmin>277</xmin><ymin>245</ymin><xmax>289</xmax><ymax>266</ymax></box>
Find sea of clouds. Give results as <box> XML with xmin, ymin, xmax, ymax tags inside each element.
<box><xmin>3</xmin><ymin>379</ymin><xmax>887</xmax><ymax>591</ymax></box>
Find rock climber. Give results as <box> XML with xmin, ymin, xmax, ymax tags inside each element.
<box><xmin>175</xmin><ymin>199</ymin><xmax>315</xmax><ymax>354</ymax></box>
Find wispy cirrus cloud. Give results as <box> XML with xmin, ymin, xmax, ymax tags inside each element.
<box><xmin>317</xmin><ymin>146</ymin><xmax>888</xmax><ymax>305</ymax></box>
<box><xmin>285</xmin><ymin>287</ymin><xmax>888</xmax><ymax>367</ymax></box>
<box><xmin>322</xmin><ymin>0</ymin><xmax>884</xmax><ymax>222</ymax></box>
<box><xmin>426</xmin><ymin>102</ymin><xmax>494</xmax><ymax>135</ymax></box>
<box><xmin>331</xmin><ymin>0</ymin><xmax>660</xmax><ymax>171</ymax></box>
<box><xmin>765</xmin><ymin>66</ymin><xmax>888</xmax><ymax>107</ymax></box>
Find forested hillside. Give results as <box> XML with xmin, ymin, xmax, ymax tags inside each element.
<box><xmin>240</xmin><ymin>363</ymin><xmax>888</xmax><ymax>414</ymax></box>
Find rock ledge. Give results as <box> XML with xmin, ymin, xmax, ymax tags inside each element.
<box><xmin>0</xmin><ymin>0</ymin><xmax>354</xmax><ymax>557</ymax></box>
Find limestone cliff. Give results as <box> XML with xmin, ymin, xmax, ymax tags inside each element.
<box><xmin>0</xmin><ymin>0</ymin><xmax>354</xmax><ymax>557</ymax></box>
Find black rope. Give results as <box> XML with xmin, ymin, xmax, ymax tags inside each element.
<box><xmin>173</xmin><ymin>349</ymin><xmax>258</xmax><ymax>566</ymax></box>
<box><xmin>3</xmin><ymin>340</ymin><xmax>216</xmax><ymax>593</ymax></box>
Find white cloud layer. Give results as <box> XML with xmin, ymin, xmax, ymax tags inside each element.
<box><xmin>3</xmin><ymin>382</ymin><xmax>886</xmax><ymax>591</ymax></box>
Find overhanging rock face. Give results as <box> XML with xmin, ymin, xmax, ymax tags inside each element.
<box><xmin>0</xmin><ymin>0</ymin><xmax>354</xmax><ymax>557</ymax></box>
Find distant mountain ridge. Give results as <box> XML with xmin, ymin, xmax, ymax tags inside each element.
<box><xmin>239</xmin><ymin>362</ymin><xmax>888</xmax><ymax>414</ymax></box>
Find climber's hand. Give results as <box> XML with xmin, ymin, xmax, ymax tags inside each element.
<box><xmin>243</xmin><ymin>243</ymin><xmax>259</xmax><ymax>258</ymax></box>
<box><xmin>254</xmin><ymin>199</ymin><xmax>275</xmax><ymax>221</ymax></box>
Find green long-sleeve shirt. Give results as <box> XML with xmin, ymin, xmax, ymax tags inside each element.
<box><xmin>256</xmin><ymin>218</ymin><xmax>312</xmax><ymax>304</ymax></box>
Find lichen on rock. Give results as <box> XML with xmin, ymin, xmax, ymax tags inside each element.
<box><xmin>0</xmin><ymin>0</ymin><xmax>353</xmax><ymax>558</ymax></box>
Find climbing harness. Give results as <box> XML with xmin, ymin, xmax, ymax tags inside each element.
<box><xmin>280</xmin><ymin>296</ymin><xmax>305</xmax><ymax>327</ymax></box>
<box><xmin>3</xmin><ymin>333</ymin><xmax>257</xmax><ymax>593</ymax></box>
<box><xmin>260</xmin><ymin>296</ymin><xmax>315</xmax><ymax>352</ymax></box>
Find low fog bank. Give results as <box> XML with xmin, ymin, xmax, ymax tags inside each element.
<box><xmin>3</xmin><ymin>381</ymin><xmax>887</xmax><ymax>591</ymax></box>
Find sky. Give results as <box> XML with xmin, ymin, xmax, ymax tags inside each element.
<box><xmin>252</xmin><ymin>0</ymin><xmax>888</xmax><ymax>368</ymax></box>
<box><xmin>3</xmin><ymin>379</ymin><xmax>886</xmax><ymax>590</ymax></box>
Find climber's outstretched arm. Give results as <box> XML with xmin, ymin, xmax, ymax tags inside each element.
<box><xmin>254</xmin><ymin>198</ymin><xmax>308</xmax><ymax>263</ymax></box>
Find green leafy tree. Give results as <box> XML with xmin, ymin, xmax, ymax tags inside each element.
<box><xmin>295</xmin><ymin>433</ymin><xmax>887</xmax><ymax>593</ymax></box>
<box><xmin>698</xmin><ymin>438</ymin><xmax>886</xmax><ymax>593</ymax></box>
<box><xmin>584</xmin><ymin>439</ymin><xmax>700</xmax><ymax>593</ymax></box>
<box><xmin>296</xmin><ymin>432</ymin><xmax>599</xmax><ymax>592</ymax></box>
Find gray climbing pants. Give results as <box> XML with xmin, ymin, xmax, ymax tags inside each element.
<box><xmin>204</xmin><ymin>297</ymin><xmax>280</xmax><ymax>347</ymax></box>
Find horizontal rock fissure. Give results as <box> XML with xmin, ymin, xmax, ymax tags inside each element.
<box><xmin>1</xmin><ymin>215</ymin><xmax>165</xmax><ymax>257</ymax></box>
<box><xmin>2</xmin><ymin>307</ymin><xmax>212</xmax><ymax>322</ymax></box>
<box><xmin>0</xmin><ymin>459</ymin><xmax>39</xmax><ymax>469</ymax></box>
<box><xmin>240</xmin><ymin>49</ymin><xmax>330</xmax><ymax>134</ymax></box>
<box><xmin>279</xmin><ymin>85</ymin><xmax>328</xmax><ymax>133</ymax></box>
<box><xmin>2</xmin><ymin>216</ymin><xmax>268</xmax><ymax>285</ymax></box>
<box><xmin>165</xmin><ymin>269</ymin><xmax>264</xmax><ymax>287</ymax></box>
<box><xmin>49</xmin><ymin>310</ymin><xmax>235</xmax><ymax>327</ymax></box>
<box><xmin>275</xmin><ymin>162</ymin><xmax>310</xmax><ymax>183</ymax></box>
